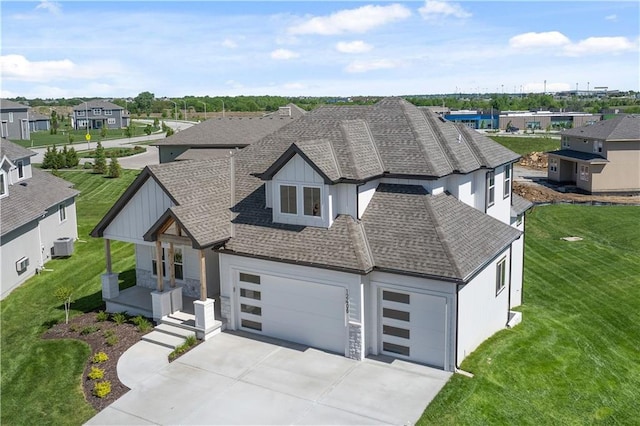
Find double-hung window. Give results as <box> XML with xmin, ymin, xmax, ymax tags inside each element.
<box><xmin>77</xmin><ymin>110</ymin><xmax>85</xmax><ymax>117</ymax></box>
<box><xmin>17</xmin><ymin>160</ymin><xmax>24</xmax><ymax>179</ymax></box>
<box><xmin>0</xmin><ymin>172</ymin><xmax>6</xmax><ymax>198</ymax></box>
<box><xmin>486</xmin><ymin>171</ymin><xmax>495</xmax><ymax>208</ymax></box>
<box><xmin>549</xmin><ymin>158</ymin><xmax>558</xmax><ymax>173</ymax></box>
<box><xmin>580</xmin><ymin>165</ymin><xmax>589</xmax><ymax>181</ymax></box>
<box><xmin>503</xmin><ymin>165</ymin><xmax>511</xmax><ymax>198</ymax></box>
<box><xmin>593</xmin><ymin>140</ymin><xmax>603</xmax><ymax>154</ymax></box>
<box><xmin>280</xmin><ymin>185</ymin><xmax>297</xmax><ymax>214</ymax></box>
<box><xmin>496</xmin><ymin>257</ymin><xmax>507</xmax><ymax>295</ymax></box>
<box><xmin>59</xmin><ymin>204</ymin><xmax>67</xmax><ymax>222</ymax></box>
<box><xmin>303</xmin><ymin>187</ymin><xmax>321</xmax><ymax>216</ymax></box>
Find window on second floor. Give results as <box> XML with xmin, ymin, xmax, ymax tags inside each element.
<box><xmin>92</xmin><ymin>108</ymin><xmax>101</xmax><ymax>115</ymax></box>
<box><xmin>8</xmin><ymin>112</ymin><xmax>14</xmax><ymax>123</ymax></box>
<box><xmin>503</xmin><ymin>165</ymin><xmax>511</xmax><ymax>199</ymax></box>
<box><xmin>277</xmin><ymin>183</ymin><xmax>323</xmax><ymax>219</ymax></box>
<box><xmin>593</xmin><ymin>140</ymin><xmax>603</xmax><ymax>154</ymax></box>
<box><xmin>59</xmin><ymin>204</ymin><xmax>67</xmax><ymax>222</ymax></box>
<box><xmin>562</xmin><ymin>137</ymin><xmax>570</xmax><ymax>148</ymax></box>
<box><xmin>77</xmin><ymin>110</ymin><xmax>85</xmax><ymax>116</ymax></box>
<box><xmin>0</xmin><ymin>172</ymin><xmax>6</xmax><ymax>198</ymax></box>
<box><xmin>17</xmin><ymin>160</ymin><xmax>24</xmax><ymax>179</ymax></box>
<box><xmin>104</xmin><ymin>109</ymin><xmax>112</xmax><ymax>115</ymax></box>
<box><xmin>496</xmin><ymin>257</ymin><xmax>507</xmax><ymax>295</ymax></box>
<box><xmin>486</xmin><ymin>171</ymin><xmax>495</xmax><ymax>208</ymax></box>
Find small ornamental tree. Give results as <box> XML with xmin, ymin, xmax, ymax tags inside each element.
<box><xmin>50</xmin><ymin>110</ymin><xmax>58</xmax><ymax>135</ymax></box>
<box><xmin>65</xmin><ymin>146</ymin><xmax>79</xmax><ymax>168</ymax></box>
<box><xmin>59</xmin><ymin>145</ymin><xmax>69</xmax><ymax>169</ymax></box>
<box><xmin>93</xmin><ymin>141</ymin><xmax>107</xmax><ymax>174</ymax></box>
<box><xmin>42</xmin><ymin>146</ymin><xmax>57</xmax><ymax>169</ymax></box>
<box><xmin>54</xmin><ymin>286</ymin><xmax>73</xmax><ymax>324</ymax></box>
<box><xmin>108</xmin><ymin>155</ymin><xmax>121</xmax><ymax>178</ymax></box>
<box><xmin>144</xmin><ymin>124</ymin><xmax>152</xmax><ymax>135</ymax></box>
<box><xmin>124</xmin><ymin>125</ymin><xmax>133</xmax><ymax>138</ymax></box>
<box><xmin>165</xmin><ymin>126</ymin><xmax>174</xmax><ymax>137</ymax></box>
<box><xmin>100</xmin><ymin>125</ymin><xmax>108</xmax><ymax>138</ymax></box>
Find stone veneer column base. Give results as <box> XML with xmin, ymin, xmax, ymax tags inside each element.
<box><xmin>348</xmin><ymin>322</ymin><xmax>364</xmax><ymax>360</ymax></box>
<box><xmin>101</xmin><ymin>273</ymin><xmax>119</xmax><ymax>299</ymax></box>
<box><xmin>151</xmin><ymin>291</ymin><xmax>172</xmax><ymax>322</ymax></box>
<box><xmin>220</xmin><ymin>296</ymin><xmax>231</xmax><ymax>321</ymax></box>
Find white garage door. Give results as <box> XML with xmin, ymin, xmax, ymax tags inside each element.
<box><xmin>237</xmin><ymin>272</ymin><xmax>346</xmax><ymax>355</ymax></box>
<box><xmin>379</xmin><ymin>288</ymin><xmax>447</xmax><ymax>368</ymax></box>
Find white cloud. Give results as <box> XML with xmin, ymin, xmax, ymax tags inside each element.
<box><xmin>419</xmin><ymin>0</ymin><xmax>471</xmax><ymax>20</ymax></box>
<box><xmin>282</xmin><ymin>82</ymin><xmax>306</xmax><ymax>90</ymax></box>
<box><xmin>288</xmin><ymin>4</ymin><xmax>411</xmax><ymax>35</ymax></box>
<box><xmin>346</xmin><ymin>59</ymin><xmax>400</xmax><ymax>73</ymax></box>
<box><xmin>35</xmin><ymin>0</ymin><xmax>61</xmax><ymax>15</ymax></box>
<box><xmin>336</xmin><ymin>40</ymin><xmax>373</xmax><ymax>54</ymax></box>
<box><xmin>509</xmin><ymin>31</ymin><xmax>571</xmax><ymax>49</ymax></box>
<box><xmin>1</xmin><ymin>54</ymin><xmax>74</xmax><ymax>81</ymax></box>
<box><xmin>563</xmin><ymin>36</ymin><xmax>636</xmax><ymax>56</ymax></box>
<box><xmin>270</xmin><ymin>49</ymin><xmax>300</xmax><ymax>60</ymax></box>
<box><xmin>605</xmin><ymin>14</ymin><xmax>617</xmax><ymax>21</ymax></box>
<box><xmin>221</xmin><ymin>39</ymin><xmax>237</xmax><ymax>48</ymax></box>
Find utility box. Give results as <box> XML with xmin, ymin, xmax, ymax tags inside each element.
<box><xmin>53</xmin><ymin>237</ymin><xmax>74</xmax><ymax>257</ymax></box>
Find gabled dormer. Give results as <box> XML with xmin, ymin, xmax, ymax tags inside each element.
<box><xmin>260</xmin><ymin>143</ymin><xmax>335</xmax><ymax>228</ymax></box>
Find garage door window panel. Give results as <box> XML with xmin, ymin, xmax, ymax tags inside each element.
<box><xmin>383</xmin><ymin>342</ymin><xmax>410</xmax><ymax>356</ymax></box>
<box><xmin>241</xmin><ymin>319</ymin><xmax>262</xmax><ymax>331</ymax></box>
<box><xmin>383</xmin><ymin>307</ymin><xmax>410</xmax><ymax>322</ymax></box>
<box><xmin>382</xmin><ymin>290</ymin><xmax>410</xmax><ymax>304</ymax></box>
<box><xmin>241</xmin><ymin>303</ymin><xmax>262</xmax><ymax>316</ymax></box>
<box><xmin>383</xmin><ymin>324</ymin><xmax>410</xmax><ymax>339</ymax></box>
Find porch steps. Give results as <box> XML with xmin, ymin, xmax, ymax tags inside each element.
<box><xmin>161</xmin><ymin>312</ymin><xmax>225</xmax><ymax>341</ymax></box>
<box><xmin>141</xmin><ymin>323</ymin><xmax>195</xmax><ymax>350</ymax></box>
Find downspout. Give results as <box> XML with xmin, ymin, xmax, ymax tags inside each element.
<box><xmin>454</xmin><ymin>282</ymin><xmax>474</xmax><ymax>377</ymax></box>
<box><xmin>507</xmin><ymin>244</ymin><xmax>513</xmax><ymax>324</ymax></box>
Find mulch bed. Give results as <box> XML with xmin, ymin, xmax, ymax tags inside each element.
<box><xmin>42</xmin><ymin>311</ymin><xmax>152</xmax><ymax>412</ymax></box>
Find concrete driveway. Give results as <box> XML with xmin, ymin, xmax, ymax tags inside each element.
<box><xmin>86</xmin><ymin>331</ymin><xmax>451</xmax><ymax>425</ymax></box>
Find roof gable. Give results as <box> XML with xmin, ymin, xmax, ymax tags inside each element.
<box><xmin>258</xmin><ymin>142</ymin><xmax>335</xmax><ymax>183</ymax></box>
<box><xmin>562</xmin><ymin>114</ymin><xmax>640</xmax><ymax>141</ymax></box>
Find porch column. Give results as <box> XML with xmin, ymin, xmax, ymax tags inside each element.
<box><xmin>101</xmin><ymin>238</ymin><xmax>119</xmax><ymax>299</ymax></box>
<box><xmin>105</xmin><ymin>239</ymin><xmax>112</xmax><ymax>274</ymax></box>
<box><xmin>168</xmin><ymin>243</ymin><xmax>176</xmax><ymax>288</ymax></box>
<box><xmin>155</xmin><ymin>240</ymin><xmax>164</xmax><ymax>292</ymax></box>
<box><xmin>199</xmin><ymin>249</ymin><xmax>207</xmax><ymax>301</ymax></box>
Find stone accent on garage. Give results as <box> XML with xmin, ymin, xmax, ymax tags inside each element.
<box><xmin>220</xmin><ymin>296</ymin><xmax>231</xmax><ymax>321</ymax></box>
<box><xmin>348</xmin><ymin>322</ymin><xmax>364</xmax><ymax>360</ymax></box>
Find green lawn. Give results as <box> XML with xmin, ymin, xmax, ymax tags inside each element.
<box><xmin>0</xmin><ymin>170</ymin><xmax>139</xmax><ymax>426</ymax></box>
<box><xmin>18</xmin><ymin>124</ymin><xmax>152</xmax><ymax>149</ymax></box>
<box><xmin>489</xmin><ymin>135</ymin><xmax>560</xmax><ymax>156</ymax></box>
<box><xmin>420</xmin><ymin>205</ymin><xmax>640</xmax><ymax>425</ymax></box>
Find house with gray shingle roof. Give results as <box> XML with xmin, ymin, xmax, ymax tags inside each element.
<box><xmin>73</xmin><ymin>100</ymin><xmax>129</xmax><ymax>131</ymax></box>
<box><xmin>91</xmin><ymin>98</ymin><xmax>532</xmax><ymax>371</ymax></box>
<box><xmin>549</xmin><ymin>114</ymin><xmax>640</xmax><ymax>194</ymax></box>
<box><xmin>0</xmin><ymin>99</ymin><xmax>30</xmax><ymax>140</ymax></box>
<box><xmin>152</xmin><ymin>103</ymin><xmax>306</xmax><ymax>163</ymax></box>
<box><xmin>1</xmin><ymin>140</ymin><xmax>79</xmax><ymax>299</ymax></box>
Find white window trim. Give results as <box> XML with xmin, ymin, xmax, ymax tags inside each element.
<box><xmin>486</xmin><ymin>171</ymin><xmax>495</xmax><ymax>208</ymax></box>
<box><xmin>496</xmin><ymin>257</ymin><xmax>507</xmax><ymax>296</ymax></box>
<box><xmin>77</xmin><ymin>110</ymin><xmax>85</xmax><ymax>117</ymax></box>
<box><xmin>92</xmin><ymin>108</ymin><xmax>101</xmax><ymax>115</ymax></box>
<box><xmin>549</xmin><ymin>158</ymin><xmax>558</xmax><ymax>173</ymax></box>
<box><xmin>593</xmin><ymin>140</ymin><xmax>603</xmax><ymax>154</ymax></box>
<box><xmin>503</xmin><ymin>165</ymin><xmax>511</xmax><ymax>199</ymax></box>
<box><xmin>580</xmin><ymin>165</ymin><xmax>589</xmax><ymax>182</ymax></box>
<box><xmin>8</xmin><ymin>112</ymin><xmax>13</xmax><ymax>123</ymax></box>
<box><xmin>16</xmin><ymin>160</ymin><xmax>24</xmax><ymax>179</ymax></box>
<box><xmin>276</xmin><ymin>182</ymin><xmax>324</xmax><ymax>220</ymax></box>
<box><xmin>0</xmin><ymin>171</ymin><xmax>7</xmax><ymax>198</ymax></box>
<box><xmin>104</xmin><ymin>109</ymin><xmax>112</xmax><ymax>115</ymax></box>
<box><xmin>58</xmin><ymin>204</ymin><xmax>67</xmax><ymax>222</ymax></box>
<box><xmin>107</xmin><ymin>118</ymin><xmax>116</xmax><ymax>124</ymax></box>
<box><xmin>562</xmin><ymin>137</ymin><xmax>570</xmax><ymax>148</ymax></box>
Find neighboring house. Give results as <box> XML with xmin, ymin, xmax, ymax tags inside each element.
<box><xmin>153</xmin><ymin>104</ymin><xmax>306</xmax><ymax>163</ymax></box>
<box><xmin>73</xmin><ymin>100</ymin><xmax>129</xmax><ymax>131</ymax></box>
<box><xmin>0</xmin><ymin>140</ymin><xmax>79</xmax><ymax>299</ymax></box>
<box><xmin>28</xmin><ymin>111</ymin><xmax>51</xmax><ymax>133</ymax></box>
<box><xmin>548</xmin><ymin>114</ymin><xmax>640</xmax><ymax>194</ymax></box>
<box><xmin>91</xmin><ymin>98</ymin><xmax>532</xmax><ymax>371</ymax></box>
<box><xmin>0</xmin><ymin>99</ymin><xmax>30</xmax><ymax>140</ymax></box>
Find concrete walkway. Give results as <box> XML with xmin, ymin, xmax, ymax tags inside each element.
<box><xmin>87</xmin><ymin>331</ymin><xmax>451</xmax><ymax>425</ymax></box>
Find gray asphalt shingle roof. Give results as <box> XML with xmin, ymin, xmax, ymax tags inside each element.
<box><xmin>511</xmin><ymin>194</ymin><xmax>534</xmax><ymax>217</ymax></box>
<box><xmin>72</xmin><ymin>100</ymin><xmax>123</xmax><ymax>111</ymax></box>
<box><xmin>1</xmin><ymin>140</ymin><xmax>36</xmax><ymax>160</ymax></box>
<box><xmin>0</xmin><ymin>99</ymin><xmax>28</xmax><ymax>111</ymax></box>
<box><xmin>1</xmin><ymin>144</ymin><xmax>79</xmax><ymax>236</ymax></box>
<box><xmin>93</xmin><ymin>98</ymin><xmax>524</xmax><ymax>281</ymax></box>
<box><xmin>561</xmin><ymin>114</ymin><xmax>640</xmax><ymax>141</ymax></box>
<box><xmin>549</xmin><ymin>149</ymin><xmax>609</xmax><ymax>163</ymax></box>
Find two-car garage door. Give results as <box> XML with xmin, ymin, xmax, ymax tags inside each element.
<box><xmin>379</xmin><ymin>287</ymin><xmax>447</xmax><ymax>369</ymax></box>
<box><xmin>236</xmin><ymin>272</ymin><xmax>346</xmax><ymax>355</ymax></box>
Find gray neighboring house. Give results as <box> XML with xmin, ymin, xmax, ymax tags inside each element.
<box><xmin>548</xmin><ymin>114</ymin><xmax>640</xmax><ymax>194</ymax></box>
<box><xmin>154</xmin><ymin>104</ymin><xmax>307</xmax><ymax>163</ymax></box>
<box><xmin>92</xmin><ymin>98</ymin><xmax>533</xmax><ymax>371</ymax></box>
<box><xmin>28</xmin><ymin>111</ymin><xmax>51</xmax><ymax>132</ymax></box>
<box><xmin>73</xmin><ymin>100</ymin><xmax>129</xmax><ymax>131</ymax></box>
<box><xmin>0</xmin><ymin>140</ymin><xmax>79</xmax><ymax>299</ymax></box>
<box><xmin>0</xmin><ymin>99</ymin><xmax>30</xmax><ymax>140</ymax></box>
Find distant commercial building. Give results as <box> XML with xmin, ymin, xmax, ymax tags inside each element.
<box><xmin>499</xmin><ymin>111</ymin><xmax>600</xmax><ymax>131</ymax></box>
<box><xmin>445</xmin><ymin>110</ymin><xmax>499</xmax><ymax>130</ymax></box>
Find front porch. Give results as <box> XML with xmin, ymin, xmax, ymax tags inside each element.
<box><xmin>103</xmin><ymin>284</ymin><xmax>224</xmax><ymax>340</ymax></box>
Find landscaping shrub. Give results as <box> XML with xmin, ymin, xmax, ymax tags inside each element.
<box><xmin>92</xmin><ymin>352</ymin><xmax>109</xmax><ymax>363</ymax></box>
<box><xmin>105</xmin><ymin>335</ymin><xmax>118</xmax><ymax>347</ymax></box>
<box><xmin>102</xmin><ymin>329</ymin><xmax>115</xmax><ymax>338</ymax></box>
<box><xmin>83</xmin><ymin>162</ymin><xmax>93</xmax><ymax>169</ymax></box>
<box><xmin>96</xmin><ymin>311</ymin><xmax>109</xmax><ymax>322</ymax></box>
<box><xmin>168</xmin><ymin>335</ymin><xmax>197</xmax><ymax>361</ymax></box>
<box><xmin>111</xmin><ymin>312</ymin><xmax>128</xmax><ymax>325</ymax></box>
<box><xmin>87</xmin><ymin>367</ymin><xmax>104</xmax><ymax>380</ymax></box>
<box><xmin>80</xmin><ymin>325</ymin><xmax>100</xmax><ymax>335</ymax></box>
<box><xmin>93</xmin><ymin>381</ymin><xmax>111</xmax><ymax>398</ymax></box>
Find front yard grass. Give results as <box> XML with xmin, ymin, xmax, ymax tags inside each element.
<box><xmin>489</xmin><ymin>135</ymin><xmax>560</xmax><ymax>155</ymax></box>
<box><xmin>0</xmin><ymin>170</ymin><xmax>139</xmax><ymax>425</ymax></box>
<box><xmin>420</xmin><ymin>205</ymin><xmax>640</xmax><ymax>425</ymax></box>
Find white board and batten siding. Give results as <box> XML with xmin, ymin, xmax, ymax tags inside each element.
<box><xmin>103</xmin><ymin>177</ymin><xmax>174</xmax><ymax>244</ymax></box>
<box><xmin>219</xmin><ymin>253</ymin><xmax>364</xmax><ymax>357</ymax></box>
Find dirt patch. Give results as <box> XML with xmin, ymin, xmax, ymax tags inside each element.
<box><xmin>514</xmin><ymin>181</ymin><xmax>640</xmax><ymax>204</ymax></box>
<box><xmin>42</xmin><ymin>312</ymin><xmax>151</xmax><ymax>412</ymax></box>
<box><xmin>519</xmin><ymin>152</ymin><xmax>548</xmax><ymax>169</ymax></box>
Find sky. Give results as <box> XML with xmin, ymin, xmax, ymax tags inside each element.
<box><xmin>1</xmin><ymin>0</ymin><xmax>638</xmax><ymax>99</ymax></box>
